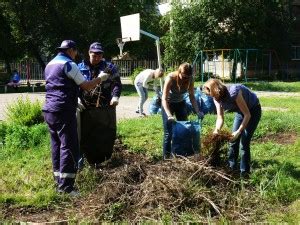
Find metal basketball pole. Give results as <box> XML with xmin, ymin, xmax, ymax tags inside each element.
<box><xmin>140</xmin><ymin>29</ymin><xmax>163</xmax><ymax>91</ymax></box>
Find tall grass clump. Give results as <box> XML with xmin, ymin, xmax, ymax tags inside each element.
<box><xmin>6</xmin><ymin>96</ymin><xmax>44</xmax><ymax>126</ymax></box>
<box><xmin>3</xmin><ymin>96</ymin><xmax>47</xmax><ymax>149</ymax></box>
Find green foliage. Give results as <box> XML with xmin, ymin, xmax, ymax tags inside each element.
<box><xmin>161</xmin><ymin>1</ymin><xmax>291</xmax><ymax>63</ymax></box>
<box><xmin>0</xmin><ymin>122</ymin><xmax>7</xmax><ymax>146</ymax></box>
<box><xmin>251</xmin><ymin>142</ymin><xmax>300</xmax><ymax>204</ymax></box>
<box><xmin>6</xmin><ymin>96</ymin><xmax>43</xmax><ymax>126</ymax></box>
<box><xmin>118</xmin><ymin>115</ymin><xmax>163</xmax><ymax>159</ymax></box>
<box><xmin>103</xmin><ymin>202</ymin><xmax>126</xmax><ymax>221</ymax></box>
<box><xmin>0</xmin><ymin>1</ymin><xmax>162</xmax><ymax>67</ymax></box>
<box><xmin>130</xmin><ymin>67</ymin><xmax>144</xmax><ymax>84</ymax></box>
<box><xmin>4</xmin><ymin>123</ymin><xmax>48</xmax><ymax>149</ymax></box>
<box><xmin>0</xmin><ymin>144</ymin><xmax>55</xmax><ymax>207</ymax></box>
<box><xmin>244</xmin><ymin>81</ymin><xmax>300</xmax><ymax>92</ymax></box>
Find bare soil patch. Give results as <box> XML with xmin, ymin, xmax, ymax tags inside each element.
<box><xmin>255</xmin><ymin>132</ymin><xmax>298</xmax><ymax>145</ymax></box>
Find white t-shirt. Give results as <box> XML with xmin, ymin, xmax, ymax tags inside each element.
<box><xmin>134</xmin><ymin>69</ymin><xmax>156</xmax><ymax>88</ymax></box>
<box><xmin>64</xmin><ymin>61</ymin><xmax>86</xmax><ymax>85</ymax></box>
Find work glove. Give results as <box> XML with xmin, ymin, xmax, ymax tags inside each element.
<box><xmin>213</xmin><ymin>129</ymin><xmax>219</xmax><ymax>135</ymax></box>
<box><xmin>231</xmin><ymin>130</ymin><xmax>241</xmax><ymax>142</ymax></box>
<box><xmin>110</xmin><ymin>96</ymin><xmax>119</xmax><ymax>106</ymax></box>
<box><xmin>98</xmin><ymin>71</ymin><xmax>109</xmax><ymax>82</ymax></box>
<box><xmin>167</xmin><ymin>116</ymin><xmax>175</xmax><ymax>122</ymax></box>
<box><xmin>197</xmin><ymin>111</ymin><xmax>204</xmax><ymax>120</ymax></box>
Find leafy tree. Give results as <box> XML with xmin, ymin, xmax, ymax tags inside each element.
<box><xmin>0</xmin><ymin>2</ymin><xmax>25</xmax><ymax>76</ymax></box>
<box><xmin>161</xmin><ymin>1</ymin><xmax>292</xmax><ymax>64</ymax></box>
<box><xmin>0</xmin><ymin>0</ymin><xmax>162</xmax><ymax>69</ymax></box>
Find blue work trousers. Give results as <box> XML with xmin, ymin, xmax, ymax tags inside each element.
<box><xmin>43</xmin><ymin>111</ymin><xmax>79</xmax><ymax>193</ymax></box>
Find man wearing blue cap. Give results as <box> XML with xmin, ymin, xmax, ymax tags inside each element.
<box><xmin>42</xmin><ymin>40</ymin><xmax>110</xmax><ymax>196</ymax></box>
<box><xmin>77</xmin><ymin>42</ymin><xmax>122</xmax><ymax>168</ymax></box>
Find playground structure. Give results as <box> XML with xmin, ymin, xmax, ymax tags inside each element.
<box><xmin>192</xmin><ymin>49</ymin><xmax>282</xmax><ymax>83</ymax></box>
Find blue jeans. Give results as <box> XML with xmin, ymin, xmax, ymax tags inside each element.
<box><xmin>162</xmin><ymin>101</ymin><xmax>188</xmax><ymax>157</ymax></box>
<box><xmin>228</xmin><ymin>104</ymin><xmax>261</xmax><ymax>174</ymax></box>
<box><xmin>135</xmin><ymin>82</ymin><xmax>148</xmax><ymax>114</ymax></box>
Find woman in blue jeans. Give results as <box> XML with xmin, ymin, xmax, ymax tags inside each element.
<box><xmin>203</xmin><ymin>79</ymin><xmax>261</xmax><ymax>178</ymax></box>
<box><xmin>161</xmin><ymin>62</ymin><xmax>203</xmax><ymax>158</ymax></box>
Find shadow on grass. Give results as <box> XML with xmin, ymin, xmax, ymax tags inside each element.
<box><xmin>121</xmin><ymin>84</ymin><xmax>136</xmax><ymax>96</ymax></box>
<box><xmin>0</xmin><ymin>85</ymin><xmax>45</xmax><ymax>94</ymax></box>
<box><xmin>252</xmin><ymin>159</ymin><xmax>300</xmax><ymax>180</ymax></box>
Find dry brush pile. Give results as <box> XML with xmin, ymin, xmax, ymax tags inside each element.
<box><xmin>70</xmin><ymin>132</ymin><xmax>263</xmax><ymax>223</ymax></box>
<box><xmin>6</xmin><ymin>134</ymin><xmax>267</xmax><ymax>223</ymax></box>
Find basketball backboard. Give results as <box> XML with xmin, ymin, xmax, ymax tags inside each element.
<box><xmin>120</xmin><ymin>13</ymin><xmax>140</xmax><ymax>41</ymax></box>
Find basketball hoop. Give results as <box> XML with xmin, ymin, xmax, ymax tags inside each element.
<box><xmin>116</xmin><ymin>37</ymin><xmax>131</xmax><ymax>56</ymax></box>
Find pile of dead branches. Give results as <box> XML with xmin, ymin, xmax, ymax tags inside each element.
<box><xmin>201</xmin><ymin>130</ymin><xmax>232</xmax><ymax>167</ymax></box>
<box><xmin>73</xmin><ymin>150</ymin><xmax>261</xmax><ymax>223</ymax></box>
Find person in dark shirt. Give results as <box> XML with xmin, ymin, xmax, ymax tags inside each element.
<box><xmin>77</xmin><ymin>42</ymin><xmax>122</xmax><ymax>168</ymax></box>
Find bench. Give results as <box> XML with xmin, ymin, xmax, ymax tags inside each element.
<box><xmin>1</xmin><ymin>81</ymin><xmax>45</xmax><ymax>93</ymax></box>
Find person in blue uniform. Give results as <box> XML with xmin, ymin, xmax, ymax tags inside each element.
<box><xmin>77</xmin><ymin>42</ymin><xmax>122</xmax><ymax>167</ymax></box>
<box><xmin>42</xmin><ymin>40</ymin><xmax>110</xmax><ymax>196</ymax></box>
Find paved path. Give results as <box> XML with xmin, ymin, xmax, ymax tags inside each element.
<box><xmin>0</xmin><ymin>92</ymin><xmax>149</xmax><ymax>121</ymax></box>
<box><xmin>0</xmin><ymin>91</ymin><xmax>299</xmax><ymax>122</ymax></box>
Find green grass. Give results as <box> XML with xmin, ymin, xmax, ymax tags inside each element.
<box><xmin>0</xmin><ymin>82</ymin><xmax>300</xmax><ymax>222</ymax></box>
<box><xmin>243</xmin><ymin>81</ymin><xmax>300</xmax><ymax>92</ymax></box>
<box><xmin>123</xmin><ymin>81</ymin><xmax>300</xmax><ymax>97</ymax></box>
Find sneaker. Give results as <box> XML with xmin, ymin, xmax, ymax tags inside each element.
<box><xmin>68</xmin><ymin>190</ymin><xmax>80</xmax><ymax>197</ymax></box>
<box><xmin>139</xmin><ymin>113</ymin><xmax>147</xmax><ymax>117</ymax></box>
<box><xmin>57</xmin><ymin>188</ymin><xmax>80</xmax><ymax>197</ymax></box>
<box><xmin>135</xmin><ymin>110</ymin><xmax>140</xmax><ymax>114</ymax></box>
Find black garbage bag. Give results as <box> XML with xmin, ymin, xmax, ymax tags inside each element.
<box><xmin>80</xmin><ymin>107</ymin><xmax>116</xmax><ymax>165</ymax></box>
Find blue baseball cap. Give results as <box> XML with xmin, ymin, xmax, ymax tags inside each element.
<box><xmin>57</xmin><ymin>40</ymin><xmax>77</xmax><ymax>50</ymax></box>
<box><xmin>89</xmin><ymin>42</ymin><xmax>104</xmax><ymax>53</ymax></box>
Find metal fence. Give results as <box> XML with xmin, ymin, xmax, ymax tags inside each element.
<box><xmin>0</xmin><ymin>59</ymin><xmax>44</xmax><ymax>84</ymax></box>
<box><xmin>0</xmin><ymin>59</ymin><xmax>179</xmax><ymax>83</ymax></box>
<box><xmin>112</xmin><ymin>60</ymin><xmax>157</xmax><ymax>77</ymax></box>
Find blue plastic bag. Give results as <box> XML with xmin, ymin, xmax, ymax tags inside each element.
<box><xmin>199</xmin><ymin>91</ymin><xmax>216</xmax><ymax>114</ymax></box>
<box><xmin>171</xmin><ymin>120</ymin><xmax>201</xmax><ymax>156</ymax></box>
<box><xmin>184</xmin><ymin>87</ymin><xmax>216</xmax><ymax>115</ymax></box>
<box><xmin>149</xmin><ymin>94</ymin><xmax>162</xmax><ymax>115</ymax></box>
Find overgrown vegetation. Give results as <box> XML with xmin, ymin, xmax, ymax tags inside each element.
<box><xmin>0</xmin><ymin>84</ymin><xmax>299</xmax><ymax>223</ymax></box>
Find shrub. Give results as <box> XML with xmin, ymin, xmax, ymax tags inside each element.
<box><xmin>6</xmin><ymin>97</ymin><xmax>44</xmax><ymax>126</ymax></box>
<box><xmin>5</xmin><ymin>123</ymin><xmax>48</xmax><ymax>149</ymax></box>
<box><xmin>5</xmin><ymin>124</ymin><xmax>30</xmax><ymax>149</ymax></box>
<box><xmin>28</xmin><ymin>123</ymin><xmax>49</xmax><ymax>147</ymax></box>
<box><xmin>0</xmin><ymin>122</ymin><xmax>7</xmax><ymax>146</ymax></box>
